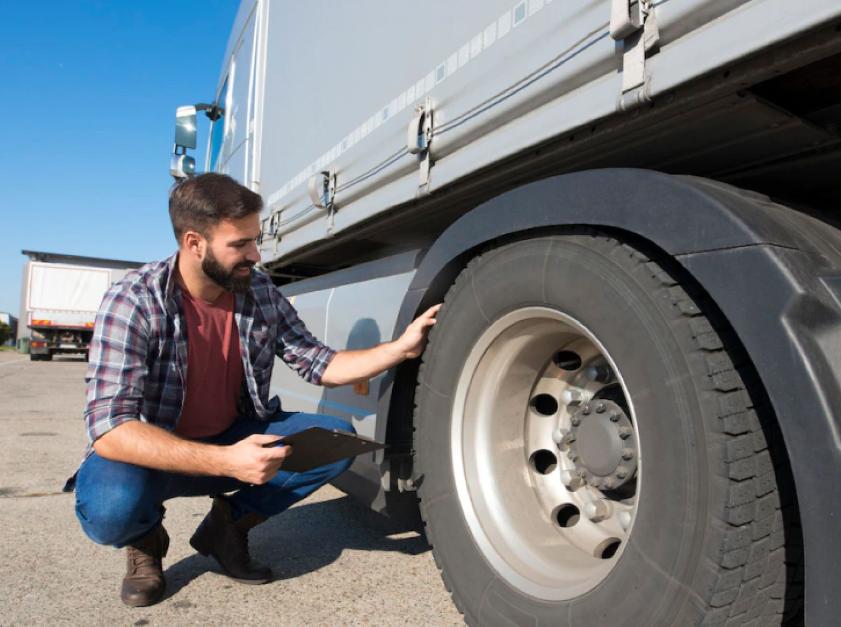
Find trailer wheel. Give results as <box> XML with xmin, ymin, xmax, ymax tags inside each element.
<box><xmin>30</xmin><ymin>353</ymin><xmax>52</xmax><ymax>362</ymax></box>
<box><xmin>414</xmin><ymin>233</ymin><xmax>800</xmax><ymax>626</ymax></box>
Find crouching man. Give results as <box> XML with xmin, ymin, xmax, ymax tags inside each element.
<box><xmin>69</xmin><ymin>173</ymin><xmax>440</xmax><ymax>606</ymax></box>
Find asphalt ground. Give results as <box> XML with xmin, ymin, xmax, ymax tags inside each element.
<box><xmin>0</xmin><ymin>351</ymin><xmax>463</xmax><ymax>626</ymax></box>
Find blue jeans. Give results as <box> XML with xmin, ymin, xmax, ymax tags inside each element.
<box><xmin>74</xmin><ymin>411</ymin><xmax>355</xmax><ymax>547</ymax></box>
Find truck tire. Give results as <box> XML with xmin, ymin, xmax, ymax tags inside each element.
<box><xmin>30</xmin><ymin>353</ymin><xmax>52</xmax><ymax>362</ymax></box>
<box><xmin>414</xmin><ymin>233</ymin><xmax>801</xmax><ymax>626</ymax></box>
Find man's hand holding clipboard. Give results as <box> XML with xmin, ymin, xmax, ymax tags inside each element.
<box><xmin>263</xmin><ymin>427</ymin><xmax>386</xmax><ymax>473</ymax></box>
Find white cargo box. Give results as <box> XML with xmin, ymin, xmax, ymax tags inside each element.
<box><xmin>26</xmin><ymin>263</ymin><xmax>110</xmax><ymax>328</ymax></box>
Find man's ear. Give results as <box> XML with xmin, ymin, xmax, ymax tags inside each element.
<box><xmin>182</xmin><ymin>230</ymin><xmax>205</xmax><ymax>258</ymax></box>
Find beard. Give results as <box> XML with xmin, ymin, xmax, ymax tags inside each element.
<box><xmin>201</xmin><ymin>247</ymin><xmax>255</xmax><ymax>293</ymax></box>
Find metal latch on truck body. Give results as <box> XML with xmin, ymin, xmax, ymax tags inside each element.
<box><xmin>407</xmin><ymin>97</ymin><xmax>434</xmax><ymax>191</ymax></box>
<box><xmin>307</xmin><ymin>169</ymin><xmax>337</xmax><ymax>211</ymax></box>
<box><xmin>610</xmin><ymin>0</ymin><xmax>660</xmax><ymax>110</ymax></box>
<box><xmin>307</xmin><ymin>169</ymin><xmax>338</xmax><ymax>235</ymax></box>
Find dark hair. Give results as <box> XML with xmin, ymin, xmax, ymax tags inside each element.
<box><xmin>168</xmin><ymin>173</ymin><xmax>262</xmax><ymax>241</ymax></box>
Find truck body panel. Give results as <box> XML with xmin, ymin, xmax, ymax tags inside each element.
<box><xmin>218</xmin><ymin>0</ymin><xmax>841</xmax><ymax>265</ymax></box>
<box><xmin>274</xmin><ymin>263</ymin><xmax>417</xmax><ymax>441</ymax></box>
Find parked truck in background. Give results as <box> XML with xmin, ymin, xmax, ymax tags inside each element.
<box><xmin>20</xmin><ymin>251</ymin><xmax>143</xmax><ymax>361</ymax></box>
<box><xmin>171</xmin><ymin>1</ymin><xmax>841</xmax><ymax>624</ymax></box>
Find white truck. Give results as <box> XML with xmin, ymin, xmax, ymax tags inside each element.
<box><xmin>171</xmin><ymin>1</ymin><xmax>841</xmax><ymax>624</ymax></box>
<box><xmin>20</xmin><ymin>252</ymin><xmax>142</xmax><ymax>361</ymax></box>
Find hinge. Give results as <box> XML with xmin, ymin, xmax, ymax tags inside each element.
<box><xmin>407</xmin><ymin>97</ymin><xmax>434</xmax><ymax>192</ymax></box>
<box><xmin>610</xmin><ymin>0</ymin><xmax>660</xmax><ymax>110</ymax></box>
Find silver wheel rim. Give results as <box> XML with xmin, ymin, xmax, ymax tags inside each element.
<box><xmin>451</xmin><ymin>307</ymin><xmax>640</xmax><ymax>601</ymax></box>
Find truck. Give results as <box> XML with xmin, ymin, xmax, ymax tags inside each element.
<box><xmin>20</xmin><ymin>251</ymin><xmax>143</xmax><ymax>361</ymax></box>
<box><xmin>170</xmin><ymin>1</ymin><xmax>841</xmax><ymax>624</ymax></box>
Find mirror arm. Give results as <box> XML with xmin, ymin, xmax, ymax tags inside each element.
<box><xmin>195</xmin><ymin>103</ymin><xmax>224</xmax><ymax>121</ymax></box>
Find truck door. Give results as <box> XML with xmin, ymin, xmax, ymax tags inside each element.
<box><xmin>209</xmin><ymin>3</ymin><xmax>261</xmax><ymax>189</ymax></box>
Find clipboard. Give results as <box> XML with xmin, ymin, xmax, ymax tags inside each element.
<box><xmin>264</xmin><ymin>427</ymin><xmax>386</xmax><ymax>473</ymax></box>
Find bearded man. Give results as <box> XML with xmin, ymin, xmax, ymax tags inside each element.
<box><xmin>69</xmin><ymin>173</ymin><xmax>440</xmax><ymax>606</ymax></box>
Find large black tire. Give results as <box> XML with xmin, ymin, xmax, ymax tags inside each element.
<box><xmin>414</xmin><ymin>233</ymin><xmax>801</xmax><ymax>626</ymax></box>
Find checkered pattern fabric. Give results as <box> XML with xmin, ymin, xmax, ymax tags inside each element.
<box><xmin>83</xmin><ymin>253</ymin><xmax>336</xmax><ymax>456</ymax></box>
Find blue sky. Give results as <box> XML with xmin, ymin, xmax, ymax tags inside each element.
<box><xmin>0</xmin><ymin>1</ymin><xmax>239</xmax><ymax>318</ymax></box>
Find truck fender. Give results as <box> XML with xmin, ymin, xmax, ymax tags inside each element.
<box><xmin>387</xmin><ymin>168</ymin><xmax>841</xmax><ymax>623</ymax></box>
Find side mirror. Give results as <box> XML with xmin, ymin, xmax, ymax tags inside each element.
<box><xmin>174</xmin><ymin>106</ymin><xmax>198</xmax><ymax>149</ymax></box>
<box><xmin>171</xmin><ymin>105</ymin><xmax>198</xmax><ymax>180</ymax></box>
<box><xmin>170</xmin><ymin>153</ymin><xmax>196</xmax><ymax>179</ymax></box>
<box><xmin>169</xmin><ymin>103</ymin><xmax>224</xmax><ymax>180</ymax></box>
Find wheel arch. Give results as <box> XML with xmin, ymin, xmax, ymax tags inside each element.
<box><xmin>385</xmin><ymin>168</ymin><xmax>841</xmax><ymax>624</ymax></box>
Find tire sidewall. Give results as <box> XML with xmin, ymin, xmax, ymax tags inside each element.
<box><xmin>416</xmin><ymin>236</ymin><xmax>722</xmax><ymax>625</ymax></box>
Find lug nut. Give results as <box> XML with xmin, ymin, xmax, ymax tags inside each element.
<box><xmin>562</xmin><ymin>389</ymin><xmax>584</xmax><ymax>405</ymax></box>
<box><xmin>621</xmin><ymin>448</ymin><xmax>634</xmax><ymax>460</ymax></box>
<box><xmin>619</xmin><ymin>427</ymin><xmax>632</xmax><ymax>439</ymax></box>
<box><xmin>616</xmin><ymin>466</ymin><xmax>628</xmax><ymax>479</ymax></box>
<box><xmin>563</xmin><ymin>388</ymin><xmax>594</xmax><ymax>406</ymax></box>
<box><xmin>571</xmin><ymin>416</ymin><xmax>581</xmax><ymax>427</ymax></box>
<box><xmin>602</xmin><ymin>478</ymin><xmax>615</xmax><ymax>490</ymax></box>
<box><xmin>619</xmin><ymin>510</ymin><xmax>632</xmax><ymax>530</ymax></box>
<box><xmin>561</xmin><ymin>470</ymin><xmax>583</xmax><ymax>491</ymax></box>
<box><xmin>567</xmin><ymin>451</ymin><xmax>578</xmax><ymax>462</ymax></box>
<box><xmin>596</xmin><ymin>402</ymin><xmax>607</xmax><ymax>414</ymax></box>
<box><xmin>585</xmin><ymin>365</ymin><xmax>613</xmax><ymax>383</ymax></box>
<box><xmin>609</xmin><ymin>412</ymin><xmax>620</xmax><ymax>422</ymax></box>
<box><xmin>582</xmin><ymin>404</ymin><xmax>592</xmax><ymax>416</ymax></box>
<box><xmin>584</xmin><ymin>499</ymin><xmax>611</xmax><ymax>522</ymax></box>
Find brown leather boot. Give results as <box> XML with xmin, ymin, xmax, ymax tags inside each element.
<box><xmin>121</xmin><ymin>523</ymin><xmax>169</xmax><ymax>607</ymax></box>
<box><xmin>189</xmin><ymin>496</ymin><xmax>272</xmax><ymax>584</ymax></box>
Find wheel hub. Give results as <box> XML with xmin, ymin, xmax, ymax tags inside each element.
<box><xmin>452</xmin><ymin>306</ymin><xmax>641</xmax><ymax>601</ymax></box>
<box><xmin>567</xmin><ymin>400</ymin><xmax>637</xmax><ymax>490</ymax></box>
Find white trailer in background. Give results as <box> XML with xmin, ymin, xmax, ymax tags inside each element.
<box><xmin>172</xmin><ymin>1</ymin><xmax>841</xmax><ymax>624</ymax></box>
<box><xmin>20</xmin><ymin>251</ymin><xmax>143</xmax><ymax>361</ymax></box>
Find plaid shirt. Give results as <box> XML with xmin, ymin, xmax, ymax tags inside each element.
<box><xmin>82</xmin><ymin>253</ymin><xmax>336</xmax><ymax>456</ymax></box>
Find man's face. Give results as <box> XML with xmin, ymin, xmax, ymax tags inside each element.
<box><xmin>199</xmin><ymin>213</ymin><xmax>262</xmax><ymax>293</ymax></box>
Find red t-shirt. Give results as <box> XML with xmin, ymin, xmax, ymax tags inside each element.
<box><xmin>174</xmin><ymin>288</ymin><xmax>244</xmax><ymax>439</ymax></box>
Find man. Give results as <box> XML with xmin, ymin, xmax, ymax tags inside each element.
<box><xmin>70</xmin><ymin>173</ymin><xmax>441</xmax><ymax>607</ymax></box>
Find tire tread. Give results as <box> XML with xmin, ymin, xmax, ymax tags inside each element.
<box><xmin>414</xmin><ymin>233</ymin><xmax>803</xmax><ymax>626</ymax></box>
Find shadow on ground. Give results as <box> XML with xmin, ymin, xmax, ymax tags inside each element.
<box><xmin>161</xmin><ymin>494</ymin><xmax>429</xmax><ymax>600</ymax></box>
